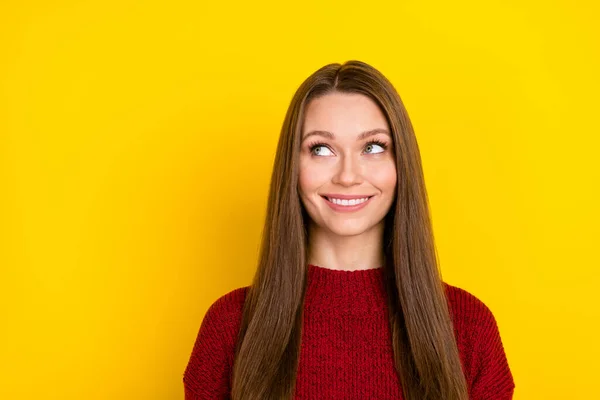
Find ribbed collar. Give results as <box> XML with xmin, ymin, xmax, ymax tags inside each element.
<box><xmin>304</xmin><ymin>264</ymin><xmax>388</xmax><ymax>313</ymax></box>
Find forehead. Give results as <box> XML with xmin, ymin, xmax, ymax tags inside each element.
<box><xmin>302</xmin><ymin>92</ymin><xmax>389</xmax><ymax>136</ymax></box>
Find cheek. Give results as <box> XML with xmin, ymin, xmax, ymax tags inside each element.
<box><xmin>370</xmin><ymin>162</ymin><xmax>397</xmax><ymax>190</ymax></box>
<box><xmin>298</xmin><ymin>159</ymin><xmax>323</xmax><ymax>195</ymax></box>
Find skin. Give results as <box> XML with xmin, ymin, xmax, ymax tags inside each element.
<box><xmin>298</xmin><ymin>92</ymin><xmax>397</xmax><ymax>271</ymax></box>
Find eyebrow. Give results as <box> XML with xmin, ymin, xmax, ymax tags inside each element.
<box><xmin>302</xmin><ymin>128</ymin><xmax>391</xmax><ymax>142</ymax></box>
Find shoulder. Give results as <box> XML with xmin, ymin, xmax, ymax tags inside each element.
<box><xmin>186</xmin><ymin>285</ymin><xmax>250</xmax><ymax>363</ymax></box>
<box><xmin>205</xmin><ymin>286</ymin><xmax>249</xmax><ymax>318</ymax></box>
<box><xmin>199</xmin><ymin>286</ymin><xmax>250</xmax><ymax>341</ymax></box>
<box><xmin>442</xmin><ymin>281</ymin><xmax>511</xmax><ymax>350</ymax></box>
<box><xmin>440</xmin><ymin>281</ymin><xmax>501</xmax><ymax>366</ymax></box>
<box><xmin>441</xmin><ymin>282</ymin><xmax>515</xmax><ymax>396</ymax></box>
<box><xmin>442</xmin><ymin>281</ymin><xmax>497</xmax><ymax>329</ymax></box>
<box><xmin>183</xmin><ymin>286</ymin><xmax>250</xmax><ymax>396</ymax></box>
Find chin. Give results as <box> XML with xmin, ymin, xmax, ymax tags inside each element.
<box><xmin>326</xmin><ymin>222</ymin><xmax>374</xmax><ymax>237</ymax></box>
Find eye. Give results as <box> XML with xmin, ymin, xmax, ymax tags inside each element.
<box><xmin>309</xmin><ymin>143</ymin><xmax>334</xmax><ymax>156</ymax></box>
<box><xmin>307</xmin><ymin>139</ymin><xmax>389</xmax><ymax>157</ymax></box>
<box><xmin>364</xmin><ymin>140</ymin><xmax>387</xmax><ymax>154</ymax></box>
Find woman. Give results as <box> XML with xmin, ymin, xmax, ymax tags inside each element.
<box><xmin>183</xmin><ymin>60</ymin><xmax>515</xmax><ymax>399</ymax></box>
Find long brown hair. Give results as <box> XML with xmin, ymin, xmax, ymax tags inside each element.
<box><xmin>230</xmin><ymin>60</ymin><xmax>469</xmax><ymax>400</ymax></box>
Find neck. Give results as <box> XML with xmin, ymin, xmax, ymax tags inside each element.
<box><xmin>306</xmin><ymin>221</ymin><xmax>385</xmax><ymax>271</ymax></box>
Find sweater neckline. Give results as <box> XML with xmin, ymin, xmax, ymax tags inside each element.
<box><xmin>304</xmin><ymin>264</ymin><xmax>388</xmax><ymax>313</ymax></box>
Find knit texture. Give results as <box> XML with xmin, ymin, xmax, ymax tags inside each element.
<box><xmin>183</xmin><ymin>264</ymin><xmax>515</xmax><ymax>399</ymax></box>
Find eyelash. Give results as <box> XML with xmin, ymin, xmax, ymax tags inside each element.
<box><xmin>307</xmin><ymin>139</ymin><xmax>389</xmax><ymax>156</ymax></box>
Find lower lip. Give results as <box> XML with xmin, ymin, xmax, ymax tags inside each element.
<box><xmin>322</xmin><ymin>196</ymin><xmax>374</xmax><ymax>212</ymax></box>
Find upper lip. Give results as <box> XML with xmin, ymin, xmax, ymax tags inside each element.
<box><xmin>320</xmin><ymin>193</ymin><xmax>375</xmax><ymax>200</ymax></box>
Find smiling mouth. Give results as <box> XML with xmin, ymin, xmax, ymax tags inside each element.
<box><xmin>320</xmin><ymin>195</ymin><xmax>375</xmax><ymax>206</ymax></box>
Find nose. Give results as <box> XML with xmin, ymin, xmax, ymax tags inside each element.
<box><xmin>332</xmin><ymin>153</ymin><xmax>363</xmax><ymax>186</ymax></box>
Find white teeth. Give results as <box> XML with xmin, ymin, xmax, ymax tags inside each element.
<box><xmin>327</xmin><ymin>197</ymin><xmax>370</xmax><ymax>206</ymax></box>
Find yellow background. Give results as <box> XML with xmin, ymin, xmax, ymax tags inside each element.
<box><xmin>1</xmin><ymin>1</ymin><xmax>598</xmax><ymax>399</ymax></box>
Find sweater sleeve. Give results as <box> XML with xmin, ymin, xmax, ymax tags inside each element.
<box><xmin>470</xmin><ymin>300</ymin><xmax>515</xmax><ymax>400</ymax></box>
<box><xmin>183</xmin><ymin>292</ymin><xmax>239</xmax><ymax>400</ymax></box>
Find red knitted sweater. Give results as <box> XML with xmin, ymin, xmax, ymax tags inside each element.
<box><xmin>183</xmin><ymin>264</ymin><xmax>515</xmax><ymax>399</ymax></box>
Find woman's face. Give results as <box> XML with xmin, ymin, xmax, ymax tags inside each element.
<box><xmin>298</xmin><ymin>91</ymin><xmax>397</xmax><ymax>237</ymax></box>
